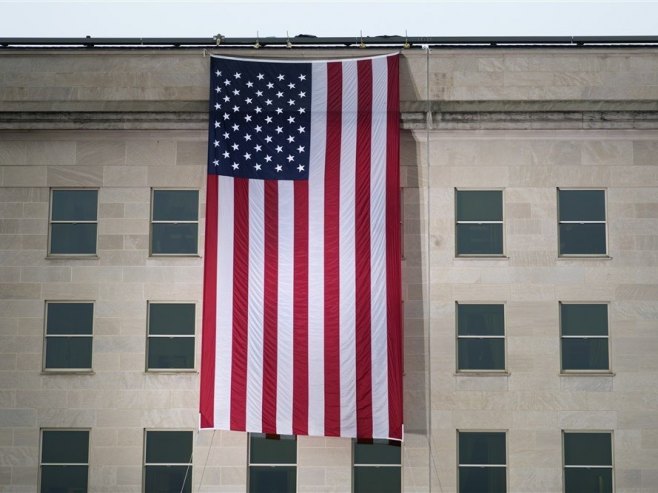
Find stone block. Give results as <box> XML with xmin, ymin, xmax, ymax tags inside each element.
<box><xmin>126</xmin><ymin>140</ymin><xmax>176</xmax><ymax>167</ymax></box>
<box><xmin>176</xmin><ymin>141</ymin><xmax>206</xmax><ymax>166</ymax></box>
<box><xmin>103</xmin><ymin>166</ymin><xmax>147</xmax><ymax>187</ymax></box>
<box><xmin>582</xmin><ymin>140</ymin><xmax>634</xmax><ymax>165</ymax></box>
<box><xmin>0</xmin><ymin>283</ymin><xmax>40</xmax><ymax>300</ymax></box>
<box><xmin>76</xmin><ymin>141</ymin><xmax>126</xmax><ymax>166</ymax></box>
<box><xmin>558</xmin><ymin>410</ymin><xmax>617</xmax><ymax>429</ymax></box>
<box><xmin>3</xmin><ymin>166</ymin><xmax>46</xmax><ymax>186</ymax></box>
<box><xmin>0</xmin><ymin>409</ymin><xmax>36</xmax><ymax>427</ymax></box>
<box><xmin>0</xmin><ymin>141</ymin><xmax>26</xmax><ymax>166</ymax></box>
<box><xmin>25</xmin><ymin>141</ymin><xmax>76</xmax><ymax>166</ymax></box>
<box><xmin>146</xmin><ymin>166</ymin><xmax>204</xmax><ymax>187</ymax></box>
<box><xmin>47</xmin><ymin>165</ymin><xmax>103</xmax><ymax>186</ymax></box>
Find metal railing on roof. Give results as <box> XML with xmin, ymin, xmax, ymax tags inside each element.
<box><xmin>1</xmin><ymin>35</ymin><xmax>658</xmax><ymax>49</ymax></box>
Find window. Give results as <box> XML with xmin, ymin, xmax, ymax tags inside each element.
<box><xmin>49</xmin><ymin>189</ymin><xmax>98</xmax><ymax>255</ymax></box>
<box><xmin>40</xmin><ymin>429</ymin><xmax>89</xmax><ymax>493</ymax></box>
<box><xmin>558</xmin><ymin>189</ymin><xmax>607</xmax><ymax>256</ymax></box>
<box><xmin>147</xmin><ymin>303</ymin><xmax>195</xmax><ymax>371</ymax></box>
<box><xmin>248</xmin><ymin>434</ymin><xmax>296</xmax><ymax>493</ymax></box>
<box><xmin>560</xmin><ymin>303</ymin><xmax>609</xmax><ymax>372</ymax></box>
<box><xmin>43</xmin><ymin>302</ymin><xmax>93</xmax><ymax>371</ymax></box>
<box><xmin>563</xmin><ymin>432</ymin><xmax>613</xmax><ymax>493</ymax></box>
<box><xmin>151</xmin><ymin>189</ymin><xmax>199</xmax><ymax>255</ymax></box>
<box><xmin>353</xmin><ymin>439</ymin><xmax>401</xmax><ymax>493</ymax></box>
<box><xmin>457</xmin><ymin>304</ymin><xmax>505</xmax><ymax>371</ymax></box>
<box><xmin>458</xmin><ymin>432</ymin><xmax>506</xmax><ymax>493</ymax></box>
<box><xmin>455</xmin><ymin>190</ymin><xmax>503</xmax><ymax>256</ymax></box>
<box><xmin>144</xmin><ymin>430</ymin><xmax>192</xmax><ymax>493</ymax></box>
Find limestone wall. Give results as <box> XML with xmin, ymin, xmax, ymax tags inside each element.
<box><xmin>1</xmin><ymin>47</ymin><xmax>657</xmax><ymax>492</ymax></box>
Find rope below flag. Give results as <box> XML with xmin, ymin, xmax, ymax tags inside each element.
<box><xmin>200</xmin><ymin>53</ymin><xmax>402</xmax><ymax>440</ymax></box>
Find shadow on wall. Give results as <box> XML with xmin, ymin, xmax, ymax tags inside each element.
<box><xmin>400</xmin><ymin>125</ymin><xmax>428</xmax><ymax>438</ymax></box>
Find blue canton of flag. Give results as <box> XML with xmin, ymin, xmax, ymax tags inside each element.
<box><xmin>208</xmin><ymin>57</ymin><xmax>312</xmax><ymax>180</ymax></box>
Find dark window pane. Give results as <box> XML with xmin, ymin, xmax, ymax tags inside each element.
<box><xmin>559</xmin><ymin>224</ymin><xmax>606</xmax><ymax>255</ymax></box>
<box><xmin>45</xmin><ymin>337</ymin><xmax>92</xmax><ymax>369</ymax></box>
<box><xmin>250</xmin><ymin>434</ymin><xmax>296</xmax><ymax>464</ymax></box>
<box><xmin>457</xmin><ymin>224</ymin><xmax>503</xmax><ymax>255</ymax></box>
<box><xmin>561</xmin><ymin>304</ymin><xmax>608</xmax><ymax>336</ymax></box>
<box><xmin>42</xmin><ymin>431</ymin><xmax>89</xmax><ymax>463</ymax></box>
<box><xmin>152</xmin><ymin>224</ymin><xmax>198</xmax><ymax>254</ymax></box>
<box><xmin>354</xmin><ymin>466</ymin><xmax>401</xmax><ymax>493</ymax></box>
<box><xmin>565</xmin><ymin>468</ymin><xmax>613</xmax><ymax>493</ymax></box>
<box><xmin>51</xmin><ymin>190</ymin><xmax>98</xmax><ymax>221</ymax></box>
<box><xmin>153</xmin><ymin>190</ymin><xmax>199</xmax><ymax>221</ymax></box>
<box><xmin>146</xmin><ymin>431</ymin><xmax>192</xmax><ymax>464</ymax></box>
<box><xmin>50</xmin><ymin>224</ymin><xmax>97</xmax><ymax>255</ymax></box>
<box><xmin>562</xmin><ymin>339</ymin><xmax>609</xmax><ymax>371</ymax></box>
<box><xmin>148</xmin><ymin>338</ymin><xmax>195</xmax><ymax>370</ymax></box>
<box><xmin>354</xmin><ymin>440</ymin><xmax>401</xmax><ymax>465</ymax></box>
<box><xmin>249</xmin><ymin>466</ymin><xmax>296</xmax><ymax>493</ymax></box>
<box><xmin>459</xmin><ymin>467</ymin><xmax>506</xmax><ymax>493</ymax></box>
<box><xmin>144</xmin><ymin>466</ymin><xmax>191</xmax><ymax>493</ymax></box>
<box><xmin>459</xmin><ymin>432</ymin><xmax>506</xmax><ymax>465</ymax></box>
<box><xmin>149</xmin><ymin>304</ymin><xmax>195</xmax><ymax>335</ymax></box>
<box><xmin>457</xmin><ymin>191</ymin><xmax>503</xmax><ymax>222</ymax></box>
<box><xmin>458</xmin><ymin>339</ymin><xmax>505</xmax><ymax>371</ymax></box>
<box><xmin>559</xmin><ymin>190</ymin><xmax>605</xmax><ymax>222</ymax></box>
<box><xmin>564</xmin><ymin>433</ymin><xmax>612</xmax><ymax>466</ymax></box>
<box><xmin>458</xmin><ymin>304</ymin><xmax>504</xmax><ymax>336</ymax></box>
<box><xmin>41</xmin><ymin>465</ymin><xmax>88</xmax><ymax>493</ymax></box>
<box><xmin>47</xmin><ymin>303</ymin><xmax>93</xmax><ymax>335</ymax></box>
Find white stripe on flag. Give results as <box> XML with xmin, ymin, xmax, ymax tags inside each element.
<box><xmin>246</xmin><ymin>180</ymin><xmax>265</xmax><ymax>432</ymax></box>
<box><xmin>215</xmin><ymin>175</ymin><xmax>235</xmax><ymax>430</ymax></box>
<box><xmin>307</xmin><ymin>62</ymin><xmax>328</xmax><ymax>437</ymax></box>
<box><xmin>339</xmin><ymin>59</ymin><xmax>358</xmax><ymax>437</ymax></box>
<box><xmin>369</xmin><ymin>56</ymin><xmax>390</xmax><ymax>439</ymax></box>
<box><xmin>276</xmin><ymin>180</ymin><xmax>295</xmax><ymax>435</ymax></box>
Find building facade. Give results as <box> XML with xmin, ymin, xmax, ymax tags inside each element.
<box><xmin>1</xmin><ymin>42</ymin><xmax>658</xmax><ymax>492</ymax></box>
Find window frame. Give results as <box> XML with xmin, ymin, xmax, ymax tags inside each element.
<box><xmin>247</xmin><ymin>433</ymin><xmax>297</xmax><ymax>493</ymax></box>
<box><xmin>562</xmin><ymin>430</ymin><xmax>614</xmax><ymax>493</ymax></box>
<box><xmin>42</xmin><ymin>300</ymin><xmax>94</xmax><ymax>373</ymax></box>
<box><xmin>352</xmin><ymin>438</ymin><xmax>403</xmax><ymax>493</ymax></box>
<box><xmin>39</xmin><ymin>428</ymin><xmax>90</xmax><ymax>493</ymax></box>
<box><xmin>149</xmin><ymin>188</ymin><xmax>200</xmax><ymax>257</ymax></box>
<box><xmin>455</xmin><ymin>302</ymin><xmax>507</xmax><ymax>373</ymax></box>
<box><xmin>457</xmin><ymin>430</ymin><xmax>508</xmax><ymax>493</ymax></box>
<box><xmin>48</xmin><ymin>187</ymin><xmax>99</xmax><ymax>257</ymax></box>
<box><xmin>559</xmin><ymin>302</ymin><xmax>611</xmax><ymax>373</ymax></box>
<box><xmin>145</xmin><ymin>301</ymin><xmax>197</xmax><ymax>372</ymax></box>
<box><xmin>455</xmin><ymin>188</ymin><xmax>505</xmax><ymax>258</ymax></box>
<box><xmin>142</xmin><ymin>429</ymin><xmax>194</xmax><ymax>493</ymax></box>
<box><xmin>557</xmin><ymin>188</ymin><xmax>608</xmax><ymax>257</ymax></box>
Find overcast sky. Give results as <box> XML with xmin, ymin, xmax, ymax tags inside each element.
<box><xmin>0</xmin><ymin>1</ymin><xmax>657</xmax><ymax>38</ymax></box>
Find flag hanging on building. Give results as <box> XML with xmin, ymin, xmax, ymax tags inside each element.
<box><xmin>200</xmin><ymin>53</ymin><xmax>402</xmax><ymax>440</ymax></box>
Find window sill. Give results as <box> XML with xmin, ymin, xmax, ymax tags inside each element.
<box><xmin>41</xmin><ymin>370</ymin><xmax>95</xmax><ymax>375</ymax></box>
<box><xmin>557</xmin><ymin>255</ymin><xmax>612</xmax><ymax>260</ymax></box>
<box><xmin>149</xmin><ymin>254</ymin><xmax>202</xmax><ymax>258</ymax></box>
<box><xmin>454</xmin><ymin>256</ymin><xmax>508</xmax><ymax>260</ymax></box>
<box><xmin>559</xmin><ymin>372</ymin><xmax>615</xmax><ymax>377</ymax></box>
<box><xmin>46</xmin><ymin>255</ymin><xmax>99</xmax><ymax>260</ymax></box>
<box><xmin>454</xmin><ymin>371</ymin><xmax>509</xmax><ymax>377</ymax></box>
<box><xmin>146</xmin><ymin>369</ymin><xmax>198</xmax><ymax>374</ymax></box>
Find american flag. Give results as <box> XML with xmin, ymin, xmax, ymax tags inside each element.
<box><xmin>200</xmin><ymin>54</ymin><xmax>402</xmax><ymax>440</ymax></box>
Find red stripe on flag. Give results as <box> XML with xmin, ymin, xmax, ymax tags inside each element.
<box><xmin>323</xmin><ymin>61</ymin><xmax>343</xmax><ymax>437</ymax></box>
<box><xmin>262</xmin><ymin>181</ymin><xmax>279</xmax><ymax>434</ymax></box>
<box><xmin>200</xmin><ymin>174</ymin><xmax>218</xmax><ymax>428</ymax></box>
<box><xmin>385</xmin><ymin>54</ymin><xmax>403</xmax><ymax>440</ymax></box>
<box><xmin>293</xmin><ymin>180</ymin><xmax>309</xmax><ymax>435</ymax></box>
<box><xmin>355</xmin><ymin>59</ymin><xmax>373</xmax><ymax>439</ymax></box>
<box><xmin>230</xmin><ymin>178</ymin><xmax>249</xmax><ymax>431</ymax></box>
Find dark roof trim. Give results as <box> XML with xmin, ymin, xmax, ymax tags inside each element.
<box><xmin>1</xmin><ymin>35</ymin><xmax>658</xmax><ymax>49</ymax></box>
